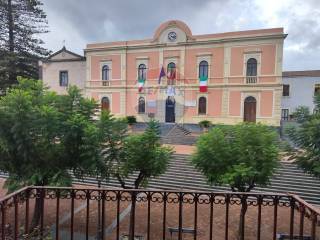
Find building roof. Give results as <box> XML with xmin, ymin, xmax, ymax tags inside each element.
<box><xmin>86</xmin><ymin>20</ymin><xmax>286</xmax><ymax>51</ymax></box>
<box><xmin>283</xmin><ymin>70</ymin><xmax>320</xmax><ymax>78</ymax></box>
<box><xmin>44</xmin><ymin>46</ymin><xmax>85</xmax><ymax>63</ymax></box>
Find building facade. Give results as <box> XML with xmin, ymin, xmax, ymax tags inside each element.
<box><xmin>40</xmin><ymin>47</ymin><xmax>86</xmax><ymax>95</ymax></box>
<box><xmin>42</xmin><ymin>20</ymin><xmax>286</xmax><ymax>126</ymax></box>
<box><xmin>281</xmin><ymin>70</ymin><xmax>320</xmax><ymax>120</ymax></box>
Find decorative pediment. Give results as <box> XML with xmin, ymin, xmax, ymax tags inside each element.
<box><xmin>152</xmin><ymin>20</ymin><xmax>194</xmax><ymax>44</ymax></box>
<box><xmin>45</xmin><ymin>47</ymin><xmax>85</xmax><ymax>62</ymax></box>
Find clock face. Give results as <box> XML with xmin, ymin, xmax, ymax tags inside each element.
<box><xmin>168</xmin><ymin>32</ymin><xmax>177</xmax><ymax>42</ymax></box>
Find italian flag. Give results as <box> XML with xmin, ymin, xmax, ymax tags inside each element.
<box><xmin>138</xmin><ymin>78</ymin><xmax>145</xmax><ymax>92</ymax></box>
<box><xmin>199</xmin><ymin>76</ymin><xmax>208</xmax><ymax>92</ymax></box>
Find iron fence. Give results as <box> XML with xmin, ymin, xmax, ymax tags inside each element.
<box><xmin>0</xmin><ymin>186</ymin><xmax>319</xmax><ymax>240</ymax></box>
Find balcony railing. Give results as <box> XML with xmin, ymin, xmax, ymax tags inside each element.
<box><xmin>0</xmin><ymin>186</ymin><xmax>319</xmax><ymax>240</ymax></box>
<box><xmin>88</xmin><ymin>80</ymin><xmax>124</xmax><ymax>87</ymax></box>
<box><xmin>246</xmin><ymin>76</ymin><xmax>258</xmax><ymax>84</ymax></box>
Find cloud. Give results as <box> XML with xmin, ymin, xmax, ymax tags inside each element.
<box><xmin>42</xmin><ymin>0</ymin><xmax>216</xmax><ymax>42</ymax></box>
<box><xmin>253</xmin><ymin>0</ymin><xmax>320</xmax><ymax>69</ymax></box>
<box><xmin>41</xmin><ymin>0</ymin><xmax>320</xmax><ymax>70</ymax></box>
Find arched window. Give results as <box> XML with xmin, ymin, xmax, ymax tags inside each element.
<box><xmin>199</xmin><ymin>60</ymin><xmax>209</xmax><ymax>78</ymax></box>
<box><xmin>167</xmin><ymin>62</ymin><xmax>176</xmax><ymax>85</ymax></box>
<box><xmin>167</xmin><ymin>62</ymin><xmax>176</xmax><ymax>76</ymax></box>
<box><xmin>246</xmin><ymin>58</ymin><xmax>257</xmax><ymax>76</ymax></box>
<box><xmin>198</xmin><ymin>96</ymin><xmax>207</xmax><ymax>115</ymax></box>
<box><xmin>101</xmin><ymin>97</ymin><xmax>110</xmax><ymax>111</ymax></box>
<box><xmin>102</xmin><ymin>65</ymin><xmax>109</xmax><ymax>80</ymax></box>
<box><xmin>138</xmin><ymin>97</ymin><xmax>145</xmax><ymax>114</ymax></box>
<box><xmin>138</xmin><ymin>64</ymin><xmax>147</xmax><ymax>81</ymax></box>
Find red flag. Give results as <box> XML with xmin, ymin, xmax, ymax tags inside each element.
<box><xmin>167</xmin><ymin>68</ymin><xmax>176</xmax><ymax>85</ymax></box>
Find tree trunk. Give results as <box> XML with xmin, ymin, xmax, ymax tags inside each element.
<box><xmin>7</xmin><ymin>0</ymin><xmax>14</xmax><ymax>52</ymax></box>
<box><xmin>128</xmin><ymin>177</ymin><xmax>142</xmax><ymax>240</ymax></box>
<box><xmin>238</xmin><ymin>199</ymin><xmax>248</xmax><ymax>240</ymax></box>
<box><xmin>7</xmin><ymin>0</ymin><xmax>16</xmax><ymax>85</ymax></box>
<box><xmin>128</xmin><ymin>192</ymin><xmax>136</xmax><ymax>240</ymax></box>
<box><xmin>30</xmin><ymin>188</ymin><xmax>43</xmax><ymax>232</ymax></box>
<box><xmin>97</xmin><ymin>180</ymin><xmax>102</xmax><ymax>240</ymax></box>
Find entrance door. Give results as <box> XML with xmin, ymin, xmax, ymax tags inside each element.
<box><xmin>165</xmin><ymin>96</ymin><xmax>175</xmax><ymax>123</ymax></box>
<box><xmin>101</xmin><ymin>97</ymin><xmax>110</xmax><ymax>111</ymax></box>
<box><xmin>243</xmin><ymin>96</ymin><xmax>256</xmax><ymax>122</ymax></box>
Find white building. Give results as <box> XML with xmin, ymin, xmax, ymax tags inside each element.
<box><xmin>281</xmin><ymin>70</ymin><xmax>320</xmax><ymax>120</ymax></box>
<box><xmin>39</xmin><ymin>47</ymin><xmax>86</xmax><ymax>94</ymax></box>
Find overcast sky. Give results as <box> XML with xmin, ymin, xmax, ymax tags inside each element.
<box><xmin>41</xmin><ymin>0</ymin><xmax>320</xmax><ymax>71</ymax></box>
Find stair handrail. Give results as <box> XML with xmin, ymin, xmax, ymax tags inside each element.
<box><xmin>288</xmin><ymin>193</ymin><xmax>320</xmax><ymax>215</ymax></box>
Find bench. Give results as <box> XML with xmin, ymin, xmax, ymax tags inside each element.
<box><xmin>168</xmin><ymin>227</ymin><xmax>196</xmax><ymax>239</ymax></box>
<box><xmin>120</xmin><ymin>235</ymin><xmax>144</xmax><ymax>240</ymax></box>
<box><xmin>277</xmin><ymin>233</ymin><xmax>311</xmax><ymax>240</ymax></box>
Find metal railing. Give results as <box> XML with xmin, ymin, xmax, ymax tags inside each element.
<box><xmin>0</xmin><ymin>186</ymin><xmax>319</xmax><ymax>240</ymax></box>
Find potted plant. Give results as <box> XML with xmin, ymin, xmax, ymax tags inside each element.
<box><xmin>126</xmin><ymin>115</ymin><xmax>137</xmax><ymax>132</ymax></box>
<box><xmin>198</xmin><ymin>120</ymin><xmax>212</xmax><ymax>132</ymax></box>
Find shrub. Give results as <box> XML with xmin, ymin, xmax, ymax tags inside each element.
<box><xmin>198</xmin><ymin>120</ymin><xmax>212</xmax><ymax>129</ymax></box>
<box><xmin>126</xmin><ymin>115</ymin><xmax>137</xmax><ymax>126</ymax></box>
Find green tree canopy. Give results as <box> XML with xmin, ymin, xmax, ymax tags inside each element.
<box><xmin>191</xmin><ymin>123</ymin><xmax>279</xmax><ymax>240</ymax></box>
<box><xmin>0</xmin><ymin>78</ymin><xmax>68</xmax><ymax>190</ymax></box>
<box><xmin>192</xmin><ymin>123</ymin><xmax>279</xmax><ymax>192</ymax></box>
<box><xmin>292</xmin><ymin>106</ymin><xmax>311</xmax><ymax>123</ymax></box>
<box><xmin>0</xmin><ymin>78</ymin><xmax>105</xmax><ymax>229</ymax></box>
<box><xmin>0</xmin><ymin>79</ymin><xmax>103</xmax><ymax>190</ymax></box>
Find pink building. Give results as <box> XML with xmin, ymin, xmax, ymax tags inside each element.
<box><xmin>44</xmin><ymin>20</ymin><xmax>287</xmax><ymax>126</ymax></box>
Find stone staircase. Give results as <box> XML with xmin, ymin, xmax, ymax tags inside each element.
<box><xmin>160</xmin><ymin>124</ymin><xmax>197</xmax><ymax>145</ymax></box>
<box><xmin>132</xmin><ymin>123</ymin><xmax>197</xmax><ymax>145</ymax></box>
<box><xmin>69</xmin><ymin>154</ymin><xmax>320</xmax><ymax>206</ymax></box>
<box><xmin>0</xmin><ymin>154</ymin><xmax>319</xmax><ymax>205</ymax></box>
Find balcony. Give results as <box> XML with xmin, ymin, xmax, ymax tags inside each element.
<box><xmin>0</xmin><ymin>186</ymin><xmax>319</xmax><ymax>240</ymax></box>
<box><xmin>246</xmin><ymin>76</ymin><xmax>258</xmax><ymax>84</ymax></box>
<box><xmin>88</xmin><ymin>80</ymin><xmax>124</xmax><ymax>87</ymax></box>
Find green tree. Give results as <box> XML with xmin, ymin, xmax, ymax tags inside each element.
<box><xmin>0</xmin><ymin>78</ymin><xmax>101</xmax><ymax>230</ymax></box>
<box><xmin>287</xmin><ymin>116</ymin><xmax>320</xmax><ymax>177</ymax></box>
<box><xmin>98</xmin><ymin>111</ymin><xmax>128</xmax><ymax>180</ymax></box>
<box><xmin>286</xmin><ymin>93</ymin><xmax>320</xmax><ymax>177</ymax></box>
<box><xmin>94</xmin><ymin>110</ymin><xmax>128</xmax><ymax>239</ymax></box>
<box><xmin>116</xmin><ymin>120</ymin><xmax>173</xmax><ymax>240</ymax></box>
<box><xmin>117</xmin><ymin>120</ymin><xmax>173</xmax><ymax>189</ymax></box>
<box><xmin>0</xmin><ymin>0</ymin><xmax>50</xmax><ymax>91</ymax></box>
<box><xmin>191</xmin><ymin>123</ymin><xmax>279</xmax><ymax>239</ymax></box>
<box><xmin>56</xmin><ymin>86</ymin><xmax>101</xmax><ymax>179</ymax></box>
<box><xmin>292</xmin><ymin>106</ymin><xmax>311</xmax><ymax>123</ymax></box>
<box><xmin>314</xmin><ymin>93</ymin><xmax>320</xmax><ymax>113</ymax></box>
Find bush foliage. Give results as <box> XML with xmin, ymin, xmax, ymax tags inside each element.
<box><xmin>198</xmin><ymin>120</ymin><xmax>212</xmax><ymax>129</ymax></box>
<box><xmin>126</xmin><ymin>115</ymin><xmax>137</xmax><ymax>125</ymax></box>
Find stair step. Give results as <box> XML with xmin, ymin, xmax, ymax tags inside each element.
<box><xmin>1</xmin><ymin>154</ymin><xmax>320</xmax><ymax>205</ymax></box>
